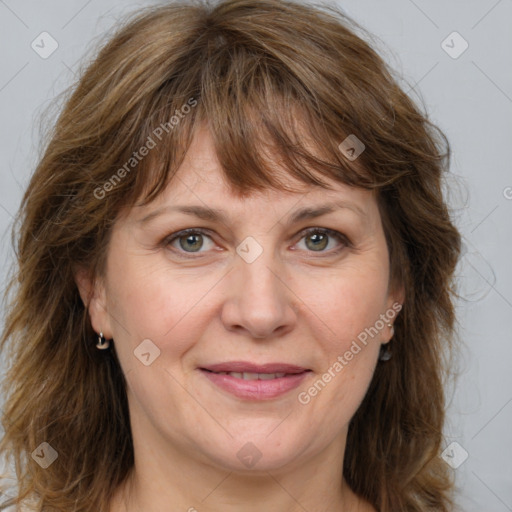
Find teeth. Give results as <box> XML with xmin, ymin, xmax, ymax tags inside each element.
<box><xmin>258</xmin><ymin>373</ymin><xmax>279</xmax><ymax>380</ymax></box>
<box><xmin>215</xmin><ymin>371</ymin><xmax>288</xmax><ymax>380</ymax></box>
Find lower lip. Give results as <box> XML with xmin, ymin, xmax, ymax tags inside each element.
<box><xmin>199</xmin><ymin>369</ymin><xmax>311</xmax><ymax>400</ymax></box>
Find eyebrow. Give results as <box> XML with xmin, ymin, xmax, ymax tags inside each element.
<box><xmin>137</xmin><ymin>200</ymin><xmax>367</xmax><ymax>226</ymax></box>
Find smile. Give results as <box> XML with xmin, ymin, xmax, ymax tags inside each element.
<box><xmin>199</xmin><ymin>368</ymin><xmax>312</xmax><ymax>400</ymax></box>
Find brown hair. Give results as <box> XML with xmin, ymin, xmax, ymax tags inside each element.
<box><xmin>0</xmin><ymin>0</ymin><xmax>462</xmax><ymax>510</ymax></box>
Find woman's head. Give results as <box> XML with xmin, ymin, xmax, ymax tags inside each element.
<box><xmin>0</xmin><ymin>1</ymin><xmax>462</xmax><ymax>511</ymax></box>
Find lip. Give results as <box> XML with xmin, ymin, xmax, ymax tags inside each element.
<box><xmin>200</xmin><ymin>361</ymin><xmax>309</xmax><ymax>374</ymax></box>
<box><xmin>199</xmin><ymin>368</ymin><xmax>311</xmax><ymax>400</ymax></box>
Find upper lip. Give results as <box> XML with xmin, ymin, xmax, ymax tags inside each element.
<box><xmin>200</xmin><ymin>361</ymin><xmax>310</xmax><ymax>374</ymax></box>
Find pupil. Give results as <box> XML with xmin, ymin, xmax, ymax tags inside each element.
<box><xmin>307</xmin><ymin>233</ymin><xmax>327</xmax><ymax>251</ymax></box>
<box><xmin>181</xmin><ymin>234</ymin><xmax>202</xmax><ymax>252</ymax></box>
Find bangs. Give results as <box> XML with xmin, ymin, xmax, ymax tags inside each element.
<box><xmin>123</xmin><ymin>32</ymin><xmax>377</xmax><ymax>210</ymax></box>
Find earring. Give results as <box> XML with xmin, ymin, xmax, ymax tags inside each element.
<box><xmin>96</xmin><ymin>331</ymin><xmax>110</xmax><ymax>350</ymax></box>
<box><xmin>378</xmin><ymin>323</ymin><xmax>394</xmax><ymax>362</ymax></box>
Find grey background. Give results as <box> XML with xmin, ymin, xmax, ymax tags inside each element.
<box><xmin>0</xmin><ymin>1</ymin><xmax>511</xmax><ymax>511</ymax></box>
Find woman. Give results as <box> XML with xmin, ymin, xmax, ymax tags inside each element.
<box><xmin>0</xmin><ymin>0</ymin><xmax>462</xmax><ymax>510</ymax></box>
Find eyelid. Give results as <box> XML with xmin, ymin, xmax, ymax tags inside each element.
<box><xmin>163</xmin><ymin>226</ymin><xmax>350</xmax><ymax>259</ymax></box>
<box><xmin>294</xmin><ymin>227</ymin><xmax>351</xmax><ymax>252</ymax></box>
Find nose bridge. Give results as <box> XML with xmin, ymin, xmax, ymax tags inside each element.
<box><xmin>240</xmin><ymin>239</ymin><xmax>280</xmax><ymax>298</ymax></box>
<box><xmin>221</xmin><ymin>234</ymin><xmax>296</xmax><ymax>338</ymax></box>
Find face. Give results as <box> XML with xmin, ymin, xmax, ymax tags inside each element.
<box><xmin>80</xmin><ymin>124</ymin><xmax>403</xmax><ymax>475</ymax></box>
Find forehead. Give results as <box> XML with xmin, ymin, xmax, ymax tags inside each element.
<box><xmin>118</xmin><ymin>117</ymin><xmax>383</xmax><ymax>238</ymax></box>
<box><xmin>145</xmin><ymin>124</ymin><xmax>375</xmax><ymax>209</ymax></box>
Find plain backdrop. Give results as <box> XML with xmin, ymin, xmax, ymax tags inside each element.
<box><xmin>0</xmin><ymin>1</ymin><xmax>511</xmax><ymax>511</ymax></box>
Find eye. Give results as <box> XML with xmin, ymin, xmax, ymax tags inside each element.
<box><xmin>294</xmin><ymin>227</ymin><xmax>349</xmax><ymax>255</ymax></box>
<box><xmin>163</xmin><ymin>227</ymin><xmax>350</xmax><ymax>259</ymax></box>
<box><xmin>165</xmin><ymin>228</ymin><xmax>215</xmax><ymax>256</ymax></box>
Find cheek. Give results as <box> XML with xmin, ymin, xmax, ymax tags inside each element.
<box><xmin>305</xmin><ymin>258</ymin><xmax>390</xmax><ymax>346</ymax></box>
<box><xmin>105</xmin><ymin>253</ymin><xmax>219</xmax><ymax>365</ymax></box>
<box><xmin>297</xmin><ymin>258</ymin><xmax>388</xmax><ymax>404</ymax></box>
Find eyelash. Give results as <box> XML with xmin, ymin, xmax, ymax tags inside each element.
<box><xmin>162</xmin><ymin>227</ymin><xmax>351</xmax><ymax>260</ymax></box>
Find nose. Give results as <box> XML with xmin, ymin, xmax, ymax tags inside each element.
<box><xmin>220</xmin><ymin>247</ymin><xmax>298</xmax><ymax>339</ymax></box>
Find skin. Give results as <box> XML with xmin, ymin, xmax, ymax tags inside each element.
<box><xmin>76</xmin><ymin>123</ymin><xmax>404</xmax><ymax>512</ymax></box>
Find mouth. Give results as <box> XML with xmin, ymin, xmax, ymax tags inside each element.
<box><xmin>200</xmin><ymin>368</ymin><xmax>312</xmax><ymax>380</ymax></box>
<box><xmin>200</xmin><ymin>361</ymin><xmax>311</xmax><ymax>374</ymax></box>
<box><xmin>198</xmin><ymin>363</ymin><xmax>312</xmax><ymax>400</ymax></box>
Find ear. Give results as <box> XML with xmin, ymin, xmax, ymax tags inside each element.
<box><xmin>389</xmin><ymin>283</ymin><xmax>405</xmax><ymax>310</ymax></box>
<box><xmin>382</xmin><ymin>282</ymin><xmax>405</xmax><ymax>344</ymax></box>
<box><xmin>74</xmin><ymin>265</ymin><xmax>114</xmax><ymax>340</ymax></box>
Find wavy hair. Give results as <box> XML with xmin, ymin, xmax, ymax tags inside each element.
<box><xmin>0</xmin><ymin>0</ymin><xmax>462</xmax><ymax>510</ymax></box>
